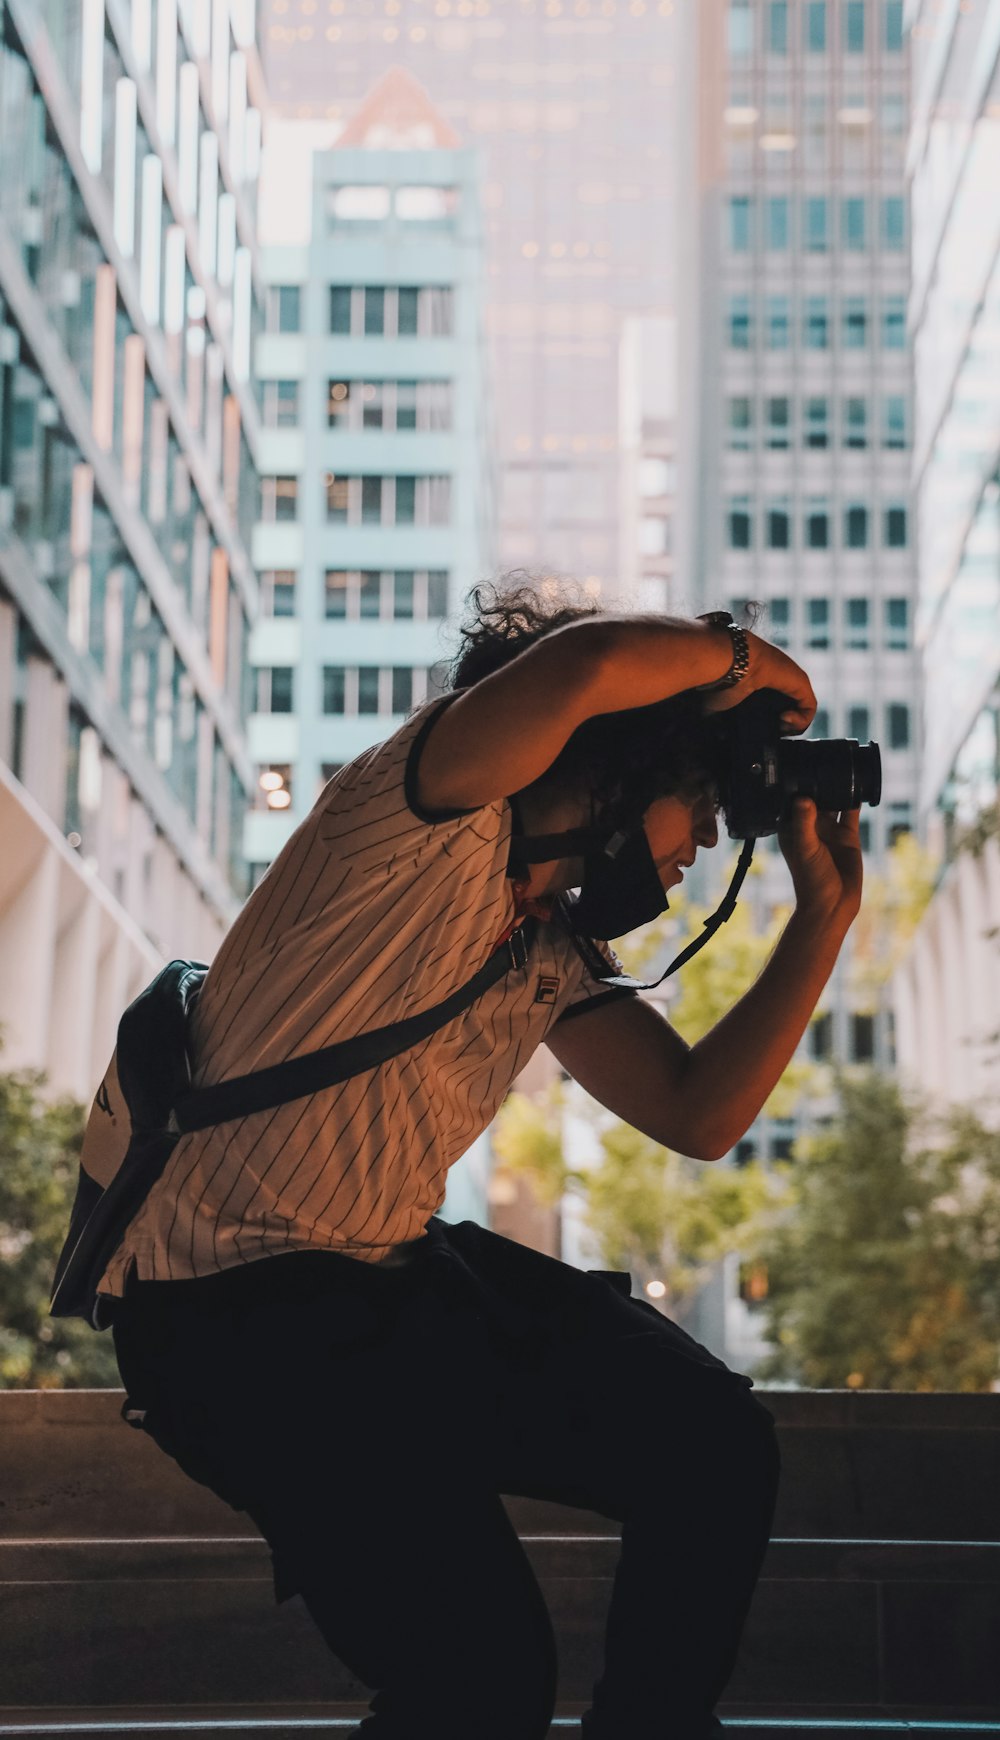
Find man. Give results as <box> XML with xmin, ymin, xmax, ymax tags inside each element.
<box><xmin>108</xmin><ymin>588</ymin><xmax>862</xmax><ymax>1739</ymax></box>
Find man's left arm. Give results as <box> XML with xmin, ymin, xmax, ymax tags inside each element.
<box><xmin>547</xmin><ymin>799</ymin><xmax>862</xmax><ymax>1162</ymax></box>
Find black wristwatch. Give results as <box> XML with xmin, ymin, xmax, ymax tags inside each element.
<box><xmin>694</xmin><ymin>610</ymin><xmax>751</xmax><ymax>692</ymax></box>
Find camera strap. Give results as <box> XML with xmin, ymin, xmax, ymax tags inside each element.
<box><xmin>603</xmin><ymin>836</ymin><xmax>757</xmax><ymax>992</ymax></box>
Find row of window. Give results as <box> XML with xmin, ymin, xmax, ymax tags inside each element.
<box><xmin>261</xmin><ymin>377</ymin><xmax>455</xmax><ymax>432</ymax></box>
<box><xmin>727</xmin><ymin>292</ymin><xmax>906</xmax><ymax>352</ymax></box>
<box><xmin>256</xmin><ymin>665</ymin><xmax>435</xmax><ymax>718</ymax></box>
<box><xmin>728</xmin><ymin>498</ymin><xmax>908</xmax><ymax>551</ymax></box>
<box><xmin>728</xmin><ymin>195</ymin><xmax>906</xmax><ymax>255</ymax></box>
<box><xmin>730</xmin><ymin>0</ymin><xmax>904</xmax><ymax>57</ymax></box>
<box><xmin>258</xmin><ymin>474</ymin><xmax>453</xmax><ymax>528</ymax></box>
<box><xmin>728</xmin><ymin>393</ymin><xmax>907</xmax><ymax>451</ymax></box>
<box><xmin>259</xmin><ymin>568</ymin><xmax>452</xmax><ymax>622</ymax></box>
<box><xmin>733</xmin><ymin>593</ymin><xmax>910</xmax><ymax>652</ymax></box>
<box><xmin>263</xmin><ymin>284</ymin><xmax>455</xmax><ymax>340</ymax></box>
<box><xmin>805</xmin><ymin>700</ymin><xmax>911</xmax><ymax>748</ymax></box>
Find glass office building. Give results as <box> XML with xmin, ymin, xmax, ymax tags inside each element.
<box><xmin>890</xmin><ymin>1</ymin><xmax>1000</xmax><ymax>1107</ymax></box>
<box><xmin>0</xmin><ymin>0</ymin><xmax>263</xmax><ymax>1096</ymax></box>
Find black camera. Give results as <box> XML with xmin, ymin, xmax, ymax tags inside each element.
<box><xmin>709</xmin><ymin>688</ymin><xmax>882</xmax><ymax>840</ymax></box>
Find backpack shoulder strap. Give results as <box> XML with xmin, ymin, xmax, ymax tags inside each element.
<box><xmin>172</xmin><ymin>918</ymin><xmax>538</xmax><ymax>1134</ymax></box>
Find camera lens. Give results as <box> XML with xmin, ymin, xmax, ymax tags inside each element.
<box><xmin>780</xmin><ymin>737</ymin><xmax>882</xmax><ymax>814</ymax></box>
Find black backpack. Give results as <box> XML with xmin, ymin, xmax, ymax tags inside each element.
<box><xmin>50</xmin><ymin>924</ymin><xmax>536</xmax><ymax>1330</ymax></box>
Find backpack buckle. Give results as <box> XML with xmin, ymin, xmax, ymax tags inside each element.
<box><xmin>507</xmin><ymin>927</ymin><xmax>528</xmax><ymax>970</ymax></box>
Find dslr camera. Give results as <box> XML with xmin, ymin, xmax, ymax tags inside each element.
<box><xmin>708</xmin><ymin>688</ymin><xmax>882</xmax><ymax>840</ymax></box>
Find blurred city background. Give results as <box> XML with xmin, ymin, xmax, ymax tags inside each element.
<box><xmin>3</xmin><ymin>0</ymin><xmax>1000</xmax><ymax>1388</ymax></box>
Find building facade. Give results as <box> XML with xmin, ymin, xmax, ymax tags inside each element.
<box><xmin>890</xmin><ymin>0</ymin><xmax>1000</xmax><ymax>1107</ymax></box>
<box><xmin>0</xmin><ymin>0</ymin><xmax>263</xmax><ymax>1098</ymax></box>
<box><xmin>679</xmin><ymin>0</ymin><xmax>922</xmax><ymax>1133</ymax></box>
<box><xmin>259</xmin><ymin>0</ymin><xmax>680</xmax><ymax>595</ymax></box>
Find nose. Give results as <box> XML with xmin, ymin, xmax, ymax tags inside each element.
<box><xmin>694</xmin><ymin>806</ymin><xmax>719</xmax><ymax>851</ymax></box>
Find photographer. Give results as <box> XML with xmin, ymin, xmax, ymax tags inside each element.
<box><xmin>107</xmin><ymin>583</ymin><xmax>862</xmax><ymax>1740</ymax></box>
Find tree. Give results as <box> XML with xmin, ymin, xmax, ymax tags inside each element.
<box><xmin>754</xmin><ymin>1070</ymin><xmax>1000</xmax><ymax>1392</ymax></box>
<box><xmin>847</xmin><ymin>831</ymin><xmax>937</xmax><ymax>1007</ymax></box>
<box><xmin>0</xmin><ymin>1061</ymin><xmax>120</xmax><ymax>1388</ymax></box>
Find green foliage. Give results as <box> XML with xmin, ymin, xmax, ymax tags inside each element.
<box><xmin>493</xmin><ymin>1081</ymin><xmax>788</xmax><ymax>1308</ymax></box>
<box><xmin>755</xmin><ymin>1071</ymin><xmax>1000</xmax><ymax>1392</ymax></box>
<box><xmin>0</xmin><ymin>1063</ymin><xmax>120</xmax><ymax>1389</ymax></box>
<box><xmin>848</xmin><ymin>832</ymin><xmax>938</xmax><ymax>1009</ymax></box>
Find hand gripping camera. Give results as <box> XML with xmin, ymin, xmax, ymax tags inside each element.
<box><xmin>710</xmin><ymin>688</ymin><xmax>882</xmax><ymax>839</ymax></box>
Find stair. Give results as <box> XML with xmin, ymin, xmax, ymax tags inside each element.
<box><xmin>0</xmin><ymin>1389</ymin><xmax>998</xmax><ymax>1735</ymax></box>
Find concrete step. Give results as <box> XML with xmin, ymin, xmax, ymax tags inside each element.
<box><xmin>3</xmin><ymin>1390</ymin><xmax>1000</xmax><ymax>1545</ymax></box>
<box><xmin>1</xmin><ymin>1536</ymin><xmax>999</xmax><ymax>1711</ymax></box>
<box><xmin>0</xmin><ymin>1711</ymin><xmax>999</xmax><ymax>1737</ymax></box>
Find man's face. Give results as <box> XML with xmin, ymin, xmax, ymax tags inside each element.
<box><xmin>643</xmin><ymin>785</ymin><xmax>720</xmax><ymax>890</ymax></box>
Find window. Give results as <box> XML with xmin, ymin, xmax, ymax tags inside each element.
<box><xmin>325</xmin><ymin>572</ymin><xmax>349</xmax><ymax>619</ymax></box>
<box><xmin>884</xmin><ymin>503</ymin><xmax>908</xmax><ymax>547</ymax></box>
<box><xmin>639</xmin><ymin>457</ymin><xmax>672</xmax><ymax>496</ymax></box>
<box><xmin>845</xmin><ymin>597</ymin><xmax>870</xmax><ymax>649</ymax></box>
<box><xmin>392</xmin><ymin>571</ymin><xmax>415</xmax><ymax>619</ymax></box>
<box><xmin>729</xmin><ymin>196</ymin><xmax>752</xmax><ymax>251</ymax></box>
<box><xmin>726</xmin><ymin>394</ymin><xmax>751</xmax><ymax>448</ymax></box>
<box><xmin>325</xmin><ymin>473</ymin><xmax>349</xmax><ymax>523</ymax></box>
<box><xmin>805</xmin><ymin>396</ymin><xmax>829</xmax><ymax>449</ymax></box>
<box><xmin>266</xmin><ymin>285</ymin><xmax>301</xmax><ymax>333</ymax></box>
<box><xmin>427</xmin><ymin>571</ymin><xmax>449</xmax><ymax>617</ymax></box>
<box><xmin>883</xmin><ymin>395</ymin><xmax>907</xmax><ymax>449</ymax></box>
<box><xmin>859</xmin><ymin>818</ymin><xmax>872</xmax><ymax>851</ymax></box>
<box><xmin>845</xmin><ymin>504</ymin><xmax>869</xmax><ymax>548</ymax></box>
<box><xmin>805</xmin><ymin>196</ymin><xmax>828</xmax><ymax>252</ymax></box>
<box><xmin>882</xmin><ymin>295</ymin><xmax>906</xmax><ymax>348</ymax></box>
<box><xmin>324</xmin><ymin>570</ymin><xmax>448</xmax><ymax>623</ymax></box>
<box><xmin>728</xmin><ymin>293</ymin><xmax>752</xmax><ymax>348</ymax></box>
<box><xmin>768</xmin><ymin>597</ymin><xmax>791</xmax><ymax>647</ymax></box>
<box><xmin>882</xmin><ymin>196</ymin><xmax>906</xmax><ymax>251</ymax></box>
<box><xmin>766</xmin><ymin>295</ymin><xmax>790</xmax><ymax>350</ymax></box>
<box><xmin>766</xmin><ymin>397</ymin><xmax>791</xmax><ymax>449</ymax></box>
<box><xmin>327</xmin><ymin>379</ymin><xmax>351</xmax><ymax>425</ymax></box>
<box><xmin>260</xmin><ymin>476</ymin><xmax>298</xmax><ymax>522</ymax></box>
<box><xmin>262</xmin><ymin>380</ymin><xmax>299</xmax><ymax>428</ymax></box>
<box><xmin>847</xmin><ymin>704</ymin><xmax>871</xmax><ymax>739</ymax></box>
<box><xmin>842</xmin><ymin>297</ymin><xmax>868</xmax><ymax>348</ymax></box>
<box><xmin>810</xmin><ymin>1010</ymin><xmax>833</xmax><ymax>1061</ymax></box>
<box><xmin>257</xmin><ymin>666</ymin><xmax>294</xmax><ymax>713</ymax></box>
<box><xmin>850</xmin><ymin>1013</ymin><xmax>875</xmax><ymax>1063</ymax></box>
<box><xmin>329</xmin><ymin>286</ymin><xmax>352</xmax><ymax>334</ymax></box>
<box><xmin>359</xmin><ymin>571</ymin><xmax>382</xmax><ymax>617</ymax></box>
<box><xmin>844</xmin><ymin>397</ymin><xmax>868</xmax><ymax>450</ymax></box>
<box><xmin>806</xmin><ymin>0</ymin><xmax>826</xmax><ymax>49</ymax></box>
<box><xmin>806</xmin><ymin>501</ymin><xmax>827</xmax><ymax>546</ymax></box>
<box><xmin>804</xmin><ymin>92</ymin><xmax>827</xmax><ymax>166</ymax></box>
<box><xmin>729</xmin><ymin>0</ymin><xmax>753</xmax><ymax>56</ymax></box>
<box><xmin>395</xmin><ymin>476</ymin><xmax>416</xmax><ymax>524</ymax></box>
<box><xmin>728</xmin><ymin>496</ymin><xmax>752</xmax><ymax>549</ymax></box>
<box><xmin>327</xmin><ymin>184</ymin><xmax>391</xmax><ymax>223</ymax></box>
<box><xmin>322</xmin><ymin>666</ymin><xmax>346</xmax><ymax>714</ymax></box>
<box><xmin>888</xmin><ymin>800</ymin><xmax>913</xmax><ymax>844</ymax></box>
<box><xmin>766</xmin><ymin>196</ymin><xmax>790</xmax><ymax>250</ymax></box>
<box><xmin>640</xmin><ymin>517</ymin><xmax>671</xmax><ymax>555</ymax></box>
<box><xmin>804</xmin><ymin>296</ymin><xmax>829</xmax><ymax>349</ymax></box>
<box><xmin>397</xmin><ymin>287</ymin><xmax>419</xmax><ymax>334</ymax></box>
<box><xmin>887</xmin><ymin>702</ymin><xmax>911</xmax><ymax>749</ymax></box>
<box><xmin>807</xmin><ymin>598</ymin><xmax>830</xmax><ymax>649</ymax></box>
<box><xmin>361</xmin><ymin>383</ymin><xmax>384</xmax><ymax>428</ymax></box>
<box><xmin>260</xmin><ymin>571</ymin><xmax>297</xmax><ymax>617</ymax></box>
<box><xmin>885</xmin><ymin>596</ymin><xmax>909</xmax><ymax>648</ymax></box>
<box><xmin>391</xmin><ymin>668</ymin><xmax>413</xmax><ymax>714</ymax></box>
<box><xmin>364</xmin><ymin>287</ymin><xmax>386</xmax><ymax>335</ymax></box>
<box><xmin>768</xmin><ymin>0</ymin><xmax>788</xmax><ymax>52</ymax></box>
<box><xmin>842</xmin><ymin>197</ymin><xmax>867</xmax><ymax>250</ymax></box>
<box><xmin>885</xmin><ymin>0</ymin><xmax>903</xmax><ymax>51</ymax></box>
<box><xmin>811</xmin><ymin>706</ymin><xmax>830</xmax><ymax>737</ymax></box>
<box><xmin>358</xmin><ymin>667</ymin><xmax>379</xmax><ymax>715</ymax></box>
<box><xmin>361</xmin><ymin>476</ymin><xmax>383</xmax><ymax>524</ymax></box>
<box><xmin>766</xmin><ymin>499</ymin><xmax>791</xmax><ymax>549</ymax></box>
<box><xmin>844</xmin><ymin>0</ymin><xmax>865</xmax><ymax>52</ymax></box>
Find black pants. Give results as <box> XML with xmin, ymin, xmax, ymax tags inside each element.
<box><xmin>112</xmin><ymin>1218</ymin><xmax>779</xmax><ymax>1740</ymax></box>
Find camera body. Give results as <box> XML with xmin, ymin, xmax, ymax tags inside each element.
<box><xmin>710</xmin><ymin>688</ymin><xmax>882</xmax><ymax>840</ymax></box>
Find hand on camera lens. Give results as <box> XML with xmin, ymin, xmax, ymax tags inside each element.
<box><xmin>701</xmin><ymin>633</ymin><xmax>817</xmax><ymax>733</ymax></box>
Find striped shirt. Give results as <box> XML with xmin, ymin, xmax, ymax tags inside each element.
<box><xmin>98</xmin><ymin>697</ymin><xmax>633</xmax><ymax>1295</ymax></box>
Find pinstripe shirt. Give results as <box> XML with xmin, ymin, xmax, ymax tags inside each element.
<box><xmin>98</xmin><ymin>698</ymin><xmax>633</xmax><ymax>1293</ymax></box>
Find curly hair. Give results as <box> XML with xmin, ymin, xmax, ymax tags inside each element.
<box><xmin>447</xmin><ymin>574</ymin><xmax>734</xmax><ymax>824</ymax></box>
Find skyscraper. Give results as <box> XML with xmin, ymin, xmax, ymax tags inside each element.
<box><xmin>678</xmin><ymin>0</ymin><xmax>921</xmax><ymax>1126</ymax></box>
<box><xmin>259</xmin><ymin>0</ymin><xmax>680</xmax><ymax>596</ymax></box>
<box><xmin>0</xmin><ymin>0</ymin><xmax>263</xmax><ymax>1095</ymax></box>
<box><xmin>890</xmin><ymin>2</ymin><xmax>1000</xmax><ymax>1107</ymax></box>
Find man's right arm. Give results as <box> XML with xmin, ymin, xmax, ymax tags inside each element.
<box><xmin>416</xmin><ymin>616</ymin><xmax>816</xmax><ymax>813</ymax></box>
